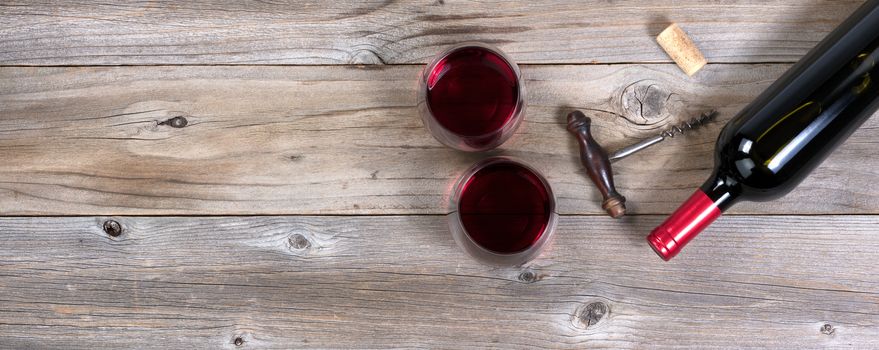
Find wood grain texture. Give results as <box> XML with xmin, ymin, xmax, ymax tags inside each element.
<box><xmin>1</xmin><ymin>215</ymin><xmax>877</xmax><ymax>349</ymax></box>
<box><xmin>2</xmin><ymin>64</ymin><xmax>878</xmax><ymax>215</ymax></box>
<box><xmin>3</xmin><ymin>2</ymin><xmax>877</xmax><ymax>349</ymax></box>
<box><xmin>0</xmin><ymin>0</ymin><xmax>865</xmax><ymax>65</ymax></box>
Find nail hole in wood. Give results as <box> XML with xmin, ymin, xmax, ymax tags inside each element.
<box><xmin>159</xmin><ymin>116</ymin><xmax>188</xmax><ymax>128</ymax></box>
<box><xmin>102</xmin><ymin>220</ymin><xmax>122</xmax><ymax>237</ymax></box>
<box><xmin>820</xmin><ymin>323</ymin><xmax>835</xmax><ymax>335</ymax></box>
<box><xmin>233</xmin><ymin>336</ymin><xmax>245</xmax><ymax>346</ymax></box>
<box><xmin>289</xmin><ymin>234</ymin><xmax>311</xmax><ymax>250</ymax></box>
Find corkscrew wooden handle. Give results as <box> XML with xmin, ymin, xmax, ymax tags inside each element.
<box><xmin>566</xmin><ymin>110</ymin><xmax>626</xmax><ymax>218</ymax></box>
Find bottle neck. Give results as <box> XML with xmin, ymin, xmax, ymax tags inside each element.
<box><xmin>699</xmin><ymin>170</ymin><xmax>741</xmax><ymax>211</ymax></box>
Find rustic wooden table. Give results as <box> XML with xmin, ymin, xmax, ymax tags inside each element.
<box><xmin>2</xmin><ymin>1</ymin><xmax>878</xmax><ymax>348</ymax></box>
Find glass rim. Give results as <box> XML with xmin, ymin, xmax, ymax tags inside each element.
<box><xmin>448</xmin><ymin>156</ymin><xmax>558</xmax><ymax>265</ymax></box>
<box><xmin>418</xmin><ymin>42</ymin><xmax>527</xmax><ymax>152</ymax></box>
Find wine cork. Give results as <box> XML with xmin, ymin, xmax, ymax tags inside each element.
<box><xmin>656</xmin><ymin>23</ymin><xmax>707</xmax><ymax>76</ymax></box>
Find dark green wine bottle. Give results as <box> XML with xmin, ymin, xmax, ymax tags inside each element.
<box><xmin>649</xmin><ymin>0</ymin><xmax>879</xmax><ymax>260</ymax></box>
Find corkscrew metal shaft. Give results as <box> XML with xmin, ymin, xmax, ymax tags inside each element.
<box><xmin>609</xmin><ymin>110</ymin><xmax>718</xmax><ymax>162</ymax></box>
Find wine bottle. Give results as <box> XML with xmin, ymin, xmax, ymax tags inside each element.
<box><xmin>648</xmin><ymin>0</ymin><xmax>879</xmax><ymax>261</ymax></box>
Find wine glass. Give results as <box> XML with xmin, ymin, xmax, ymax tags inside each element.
<box><xmin>448</xmin><ymin>157</ymin><xmax>558</xmax><ymax>265</ymax></box>
<box><xmin>417</xmin><ymin>42</ymin><xmax>526</xmax><ymax>152</ymax></box>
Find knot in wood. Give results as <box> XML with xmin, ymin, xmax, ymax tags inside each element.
<box><xmin>574</xmin><ymin>301</ymin><xmax>609</xmax><ymax>330</ymax></box>
<box><xmin>619</xmin><ymin>79</ymin><xmax>681</xmax><ymax>125</ymax></box>
<box><xmin>102</xmin><ymin>220</ymin><xmax>123</xmax><ymax>237</ymax></box>
<box><xmin>159</xmin><ymin>116</ymin><xmax>188</xmax><ymax>128</ymax></box>
<box><xmin>233</xmin><ymin>336</ymin><xmax>245</xmax><ymax>346</ymax></box>
<box><xmin>350</xmin><ymin>48</ymin><xmax>387</xmax><ymax>65</ymax></box>
<box><xmin>517</xmin><ymin>270</ymin><xmax>538</xmax><ymax>283</ymax></box>
<box><xmin>820</xmin><ymin>323</ymin><xmax>835</xmax><ymax>335</ymax></box>
<box><xmin>288</xmin><ymin>233</ymin><xmax>311</xmax><ymax>250</ymax></box>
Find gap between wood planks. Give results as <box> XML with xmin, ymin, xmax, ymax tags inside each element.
<box><xmin>0</xmin><ymin>213</ymin><xmax>873</xmax><ymax>218</ymax></box>
<box><xmin>0</xmin><ymin>62</ymin><xmax>799</xmax><ymax>68</ymax></box>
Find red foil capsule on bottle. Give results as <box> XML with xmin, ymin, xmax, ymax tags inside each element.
<box><xmin>647</xmin><ymin>190</ymin><xmax>721</xmax><ymax>261</ymax></box>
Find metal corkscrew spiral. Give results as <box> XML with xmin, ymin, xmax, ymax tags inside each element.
<box><xmin>609</xmin><ymin>110</ymin><xmax>718</xmax><ymax>162</ymax></box>
<box><xmin>660</xmin><ymin>111</ymin><xmax>717</xmax><ymax>138</ymax></box>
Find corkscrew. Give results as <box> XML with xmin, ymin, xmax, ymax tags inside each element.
<box><xmin>567</xmin><ymin>110</ymin><xmax>718</xmax><ymax>218</ymax></box>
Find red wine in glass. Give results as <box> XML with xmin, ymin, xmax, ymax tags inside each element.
<box><xmin>450</xmin><ymin>157</ymin><xmax>557</xmax><ymax>265</ymax></box>
<box><xmin>419</xmin><ymin>43</ymin><xmax>525</xmax><ymax>151</ymax></box>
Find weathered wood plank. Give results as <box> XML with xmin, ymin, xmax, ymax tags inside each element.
<box><xmin>2</xmin><ymin>64</ymin><xmax>878</xmax><ymax>215</ymax></box>
<box><xmin>0</xmin><ymin>0</ymin><xmax>864</xmax><ymax>65</ymax></box>
<box><xmin>1</xmin><ymin>215</ymin><xmax>877</xmax><ymax>349</ymax></box>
